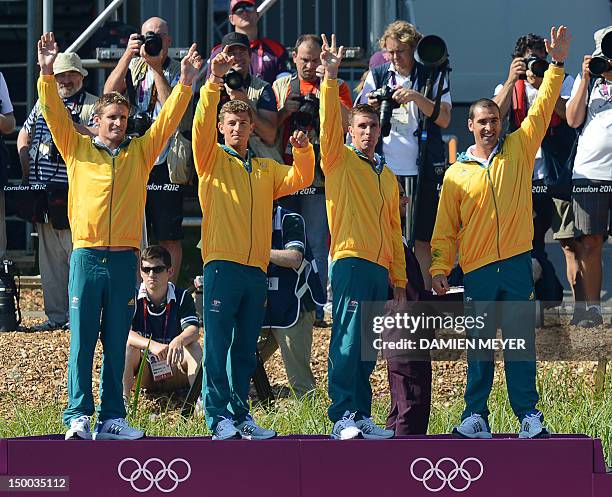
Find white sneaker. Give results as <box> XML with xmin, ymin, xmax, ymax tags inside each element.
<box><xmin>235</xmin><ymin>415</ymin><xmax>277</xmax><ymax>440</ymax></box>
<box><xmin>212</xmin><ymin>417</ymin><xmax>240</xmax><ymax>440</ymax></box>
<box><xmin>355</xmin><ymin>417</ymin><xmax>394</xmax><ymax>439</ymax></box>
<box><xmin>65</xmin><ymin>415</ymin><xmax>92</xmax><ymax>440</ymax></box>
<box><xmin>452</xmin><ymin>413</ymin><xmax>493</xmax><ymax>439</ymax></box>
<box><xmin>331</xmin><ymin>411</ymin><xmax>361</xmax><ymax>440</ymax></box>
<box><xmin>519</xmin><ymin>412</ymin><xmax>549</xmax><ymax>439</ymax></box>
<box><xmin>93</xmin><ymin>418</ymin><xmax>144</xmax><ymax>440</ymax></box>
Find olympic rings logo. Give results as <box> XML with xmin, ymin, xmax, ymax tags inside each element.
<box><xmin>117</xmin><ymin>458</ymin><xmax>191</xmax><ymax>493</ymax></box>
<box><xmin>410</xmin><ymin>457</ymin><xmax>484</xmax><ymax>492</ymax></box>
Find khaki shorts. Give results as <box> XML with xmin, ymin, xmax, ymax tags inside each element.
<box><xmin>551</xmin><ymin>197</ymin><xmax>578</xmax><ymax>240</ymax></box>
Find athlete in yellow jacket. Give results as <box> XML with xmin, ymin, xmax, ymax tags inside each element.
<box><xmin>319</xmin><ymin>34</ymin><xmax>406</xmax><ymax>440</ymax></box>
<box><xmin>431</xmin><ymin>26</ymin><xmax>571</xmax><ymax>439</ymax></box>
<box><xmin>37</xmin><ymin>32</ymin><xmax>199</xmax><ymax>441</ymax></box>
<box><xmin>193</xmin><ymin>47</ymin><xmax>314</xmax><ymax>440</ymax></box>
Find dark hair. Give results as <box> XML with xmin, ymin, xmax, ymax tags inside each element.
<box><xmin>468</xmin><ymin>98</ymin><xmax>500</xmax><ymax>120</ymax></box>
<box><xmin>141</xmin><ymin>245</ymin><xmax>172</xmax><ymax>268</ymax></box>
<box><xmin>349</xmin><ymin>104</ymin><xmax>380</xmax><ymax>125</ymax></box>
<box><xmin>294</xmin><ymin>34</ymin><xmax>322</xmax><ymax>52</ymax></box>
<box><xmin>512</xmin><ymin>33</ymin><xmax>546</xmax><ymax>59</ymax></box>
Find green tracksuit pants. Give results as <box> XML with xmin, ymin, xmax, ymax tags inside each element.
<box><xmin>462</xmin><ymin>251</ymin><xmax>540</xmax><ymax>422</ymax></box>
<box><xmin>328</xmin><ymin>257</ymin><xmax>389</xmax><ymax>423</ymax></box>
<box><xmin>63</xmin><ymin>248</ymin><xmax>136</xmax><ymax>426</ymax></box>
<box><xmin>201</xmin><ymin>260</ymin><xmax>267</xmax><ymax>431</ymax></box>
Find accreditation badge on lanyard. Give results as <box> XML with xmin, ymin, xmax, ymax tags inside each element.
<box><xmin>389</xmin><ymin>72</ymin><xmax>412</xmax><ymax>131</ymax></box>
<box><xmin>144</xmin><ymin>301</ymin><xmax>174</xmax><ymax>381</ymax></box>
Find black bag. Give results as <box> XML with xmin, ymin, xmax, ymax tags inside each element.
<box><xmin>45</xmin><ymin>184</ymin><xmax>70</xmax><ymax>230</ymax></box>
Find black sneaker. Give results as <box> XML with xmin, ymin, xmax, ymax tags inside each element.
<box><xmin>569</xmin><ymin>307</ymin><xmax>585</xmax><ymax>326</ymax></box>
<box><xmin>577</xmin><ymin>307</ymin><xmax>603</xmax><ymax>328</ymax></box>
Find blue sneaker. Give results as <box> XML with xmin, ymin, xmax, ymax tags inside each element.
<box><xmin>212</xmin><ymin>417</ymin><xmax>240</xmax><ymax>440</ymax></box>
<box><xmin>331</xmin><ymin>411</ymin><xmax>361</xmax><ymax>440</ymax></box>
<box><xmin>452</xmin><ymin>413</ymin><xmax>493</xmax><ymax>439</ymax></box>
<box><xmin>355</xmin><ymin>417</ymin><xmax>394</xmax><ymax>439</ymax></box>
<box><xmin>93</xmin><ymin>418</ymin><xmax>144</xmax><ymax>440</ymax></box>
<box><xmin>519</xmin><ymin>412</ymin><xmax>549</xmax><ymax>439</ymax></box>
<box><xmin>235</xmin><ymin>415</ymin><xmax>276</xmax><ymax>440</ymax></box>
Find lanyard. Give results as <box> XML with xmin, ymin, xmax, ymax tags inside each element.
<box><xmin>349</xmin><ymin>145</ymin><xmax>386</xmax><ymax>175</ymax></box>
<box><xmin>143</xmin><ymin>299</ymin><xmax>172</xmax><ymax>343</ymax></box>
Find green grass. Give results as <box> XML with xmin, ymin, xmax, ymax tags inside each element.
<box><xmin>1</xmin><ymin>366</ymin><xmax>610</xmax><ymax>467</ymax></box>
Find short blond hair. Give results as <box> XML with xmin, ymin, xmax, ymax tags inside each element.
<box><xmin>218</xmin><ymin>99</ymin><xmax>253</xmax><ymax>123</ymax></box>
<box><xmin>92</xmin><ymin>92</ymin><xmax>130</xmax><ymax>117</ymax></box>
<box><xmin>379</xmin><ymin>20</ymin><xmax>422</xmax><ymax>50</ymax></box>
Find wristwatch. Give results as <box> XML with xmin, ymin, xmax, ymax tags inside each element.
<box><xmin>550</xmin><ymin>60</ymin><xmax>564</xmax><ymax>67</ymax></box>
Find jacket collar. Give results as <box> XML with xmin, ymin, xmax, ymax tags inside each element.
<box><xmin>457</xmin><ymin>136</ymin><xmax>505</xmax><ymax>167</ymax></box>
<box><xmin>221</xmin><ymin>144</ymin><xmax>253</xmax><ymax>172</ymax></box>
<box><xmin>92</xmin><ymin>135</ymin><xmax>132</xmax><ymax>157</ymax></box>
<box><xmin>348</xmin><ymin>144</ymin><xmax>386</xmax><ymax>175</ymax></box>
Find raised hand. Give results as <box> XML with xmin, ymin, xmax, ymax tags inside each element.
<box><xmin>38</xmin><ymin>32</ymin><xmax>58</xmax><ymax>75</ymax></box>
<box><xmin>320</xmin><ymin>33</ymin><xmax>344</xmax><ymax>79</ymax></box>
<box><xmin>289</xmin><ymin>130</ymin><xmax>310</xmax><ymax>149</ymax></box>
<box><xmin>179</xmin><ymin>43</ymin><xmax>203</xmax><ymax>86</ymax></box>
<box><xmin>545</xmin><ymin>25</ymin><xmax>571</xmax><ymax>63</ymax></box>
<box><xmin>210</xmin><ymin>46</ymin><xmax>235</xmax><ymax>80</ymax></box>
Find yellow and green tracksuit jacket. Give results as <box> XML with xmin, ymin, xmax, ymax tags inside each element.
<box><xmin>192</xmin><ymin>80</ymin><xmax>315</xmax><ymax>273</ymax></box>
<box><xmin>319</xmin><ymin>78</ymin><xmax>406</xmax><ymax>289</ymax></box>
<box><xmin>430</xmin><ymin>65</ymin><xmax>565</xmax><ymax>277</ymax></box>
<box><xmin>37</xmin><ymin>74</ymin><xmax>193</xmax><ymax>249</ymax></box>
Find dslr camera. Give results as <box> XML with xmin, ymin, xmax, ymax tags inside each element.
<box><xmin>589</xmin><ymin>30</ymin><xmax>612</xmax><ymax>77</ymax></box>
<box><xmin>136</xmin><ymin>31</ymin><xmax>163</xmax><ymax>57</ymax></box>
<box><xmin>223</xmin><ymin>69</ymin><xmax>245</xmax><ymax>91</ymax></box>
<box><xmin>126</xmin><ymin>111</ymin><xmax>153</xmax><ymax>137</ymax></box>
<box><xmin>519</xmin><ymin>56</ymin><xmax>549</xmax><ymax>79</ymax></box>
<box><xmin>370</xmin><ymin>86</ymin><xmax>400</xmax><ymax>138</ymax></box>
<box><xmin>292</xmin><ymin>94</ymin><xmax>320</xmax><ymax>130</ymax></box>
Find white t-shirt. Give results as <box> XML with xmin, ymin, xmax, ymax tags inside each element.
<box><xmin>568</xmin><ymin>74</ymin><xmax>612</xmax><ymax>181</ymax></box>
<box><xmin>358</xmin><ymin>63</ymin><xmax>452</xmax><ymax>176</ymax></box>
<box><xmin>0</xmin><ymin>72</ymin><xmax>14</xmax><ymax>115</ymax></box>
<box><xmin>493</xmin><ymin>76</ymin><xmax>574</xmax><ymax>180</ymax></box>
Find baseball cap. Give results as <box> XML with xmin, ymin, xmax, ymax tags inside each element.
<box><xmin>53</xmin><ymin>52</ymin><xmax>88</xmax><ymax>77</ymax></box>
<box><xmin>230</xmin><ymin>0</ymin><xmax>256</xmax><ymax>13</ymax></box>
<box><xmin>592</xmin><ymin>26</ymin><xmax>612</xmax><ymax>58</ymax></box>
<box><xmin>221</xmin><ymin>32</ymin><xmax>251</xmax><ymax>50</ymax></box>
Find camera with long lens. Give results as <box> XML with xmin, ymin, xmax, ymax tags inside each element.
<box><xmin>292</xmin><ymin>94</ymin><xmax>320</xmax><ymax>129</ymax></box>
<box><xmin>519</xmin><ymin>56</ymin><xmax>549</xmax><ymax>80</ymax></box>
<box><xmin>589</xmin><ymin>30</ymin><xmax>612</xmax><ymax>77</ymax></box>
<box><xmin>415</xmin><ymin>34</ymin><xmax>448</xmax><ymax>68</ymax></box>
<box><xmin>223</xmin><ymin>69</ymin><xmax>245</xmax><ymax>91</ymax></box>
<box><xmin>136</xmin><ymin>31</ymin><xmax>163</xmax><ymax>57</ymax></box>
<box><xmin>370</xmin><ymin>86</ymin><xmax>400</xmax><ymax>138</ymax></box>
<box><xmin>126</xmin><ymin>111</ymin><xmax>153</xmax><ymax>137</ymax></box>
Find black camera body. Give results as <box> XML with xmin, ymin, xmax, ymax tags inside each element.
<box><xmin>223</xmin><ymin>69</ymin><xmax>245</xmax><ymax>91</ymax></box>
<box><xmin>292</xmin><ymin>93</ymin><xmax>320</xmax><ymax>130</ymax></box>
<box><xmin>589</xmin><ymin>57</ymin><xmax>611</xmax><ymax>77</ymax></box>
<box><xmin>370</xmin><ymin>86</ymin><xmax>400</xmax><ymax>138</ymax></box>
<box><xmin>126</xmin><ymin>111</ymin><xmax>153</xmax><ymax>137</ymax></box>
<box><xmin>519</xmin><ymin>56</ymin><xmax>549</xmax><ymax>80</ymax></box>
<box><xmin>137</xmin><ymin>31</ymin><xmax>163</xmax><ymax>57</ymax></box>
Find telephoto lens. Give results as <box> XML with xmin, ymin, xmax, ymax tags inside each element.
<box><xmin>141</xmin><ymin>31</ymin><xmax>163</xmax><ymax>57</ymax></box>
<box><xmin>415</xmin><ymin>35</ymin><xmax>448</xmax><ymax>68</ymax></box>
<box><xmin>589</xmin><ymin>56</ymin><xmax>611</xmax><ymax>77</ymax></box>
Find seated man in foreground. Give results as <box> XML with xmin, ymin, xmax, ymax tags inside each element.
<box><xmin>123</xmin><ymin>245</ymin><xmax>202</xmax><ymax>403</ymax></box>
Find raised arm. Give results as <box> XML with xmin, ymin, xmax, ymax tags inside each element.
<box><xmin>319</xmin><ymin>33</ymin><xmax>346</xmax><ymax>176</ymax></box>
<box><xmin>141</xmin><ymin>43</ymin><xmax>200</xmax><ymax>171</ymax></box>
<box><xmin>566</xmin><ymin>56</ymin><xmax>591</xmax><ymax>128</ymax></box>
<box><xmin>192</xmin><ymin>47</ymin><xmax>234</xmax><ymax>176</ymax></box>
<box><xmin>515</xmin><ymin>26</ymin><xmax>570</xmax><ymax>159</ymax></box>
<box><xmin>103</xmin><ymin>33</ymin><xmax>141</xmax><ymax>94</ymax></box>
<box><xmin>36</xmin><ymin>32</ymin><xmax>81</xmax><ymax>160</ymax></box>
<box><xmin>272</xmin><ymin>130</ymin><xmax>315</xmax><ymax>198</ymax></box>
<box><xmin>493</xmin><ymin>58</ymin><xmax>527</xmax><ymax>120</ymax></box>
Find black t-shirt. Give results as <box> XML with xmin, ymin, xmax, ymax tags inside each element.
<box><xmin>132</xmin><ymin>283</ymin><xmax>198</xmax><ymax>344</ymax></box>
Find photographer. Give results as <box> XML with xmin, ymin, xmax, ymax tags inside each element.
<box><xmin>493</xmin><ymin>34</ymin><xmax>578</xmax><ymax>321</ymax></box>
<box><xmin>0</xmin><ymin>71</ymin><xmax>16</xmax><ymax>260</ymax></box>
<box><xmin>273</xmin><ymin>34</ymin><xmax>353</xmax><ymax>326</ymax></box>
<box><xmin>37</xmin><ymin>32</ymin><xmax>199</xmax><ymax>440</ymax></box>
<box><xmin>193</xmin><ymin>47</ymin><xmax>314</xmax><ymax>440</ymax></box>
<box><xmin>214</xmin><ymin>32</ymin><xmax>279</xmax><ymax>156</ymax></box>
<box><xmin>17</xmin><ymin>53</ymin><xmax>97</xmax><ymax>330</ymax></box>
<box><xmin>104</xmin><ymin>16</ymin><xmax>190</xmax><ymax>282</ymax></box>
<box><xmin>357</xmin><ymin>21</ymin><xmax>451</xmax><ymax>291</ymax></box>
<box><xmin>206</xmin><ymin>0</ymin><xmax>291</xmax><ymax>84</ymax></box>
<box><xmin>565</xmin><ymin>26</ymin><xmax>612</xmax><ymax>328</ymax></box>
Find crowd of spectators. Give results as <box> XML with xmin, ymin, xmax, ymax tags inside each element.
<box><xmin>0</xmin><ymin>0</ymin><xmax>608</xmax><ymax>441</ymax></box>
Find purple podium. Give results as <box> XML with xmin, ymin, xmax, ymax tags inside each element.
<box><xmin>1</xmin><ymin>435</ymin><xmax>610</xmax><ymax>496</ymax></box>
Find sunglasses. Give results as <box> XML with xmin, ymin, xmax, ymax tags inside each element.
<box><xmin>141</xmin><ymin>265</ymin><xmax>167</xmax><ymax>274</ymax></box>
<box><xmin>233</xmin><ymin>5</ymin><xmax>256</xmax><ymax>14</ymax></box>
